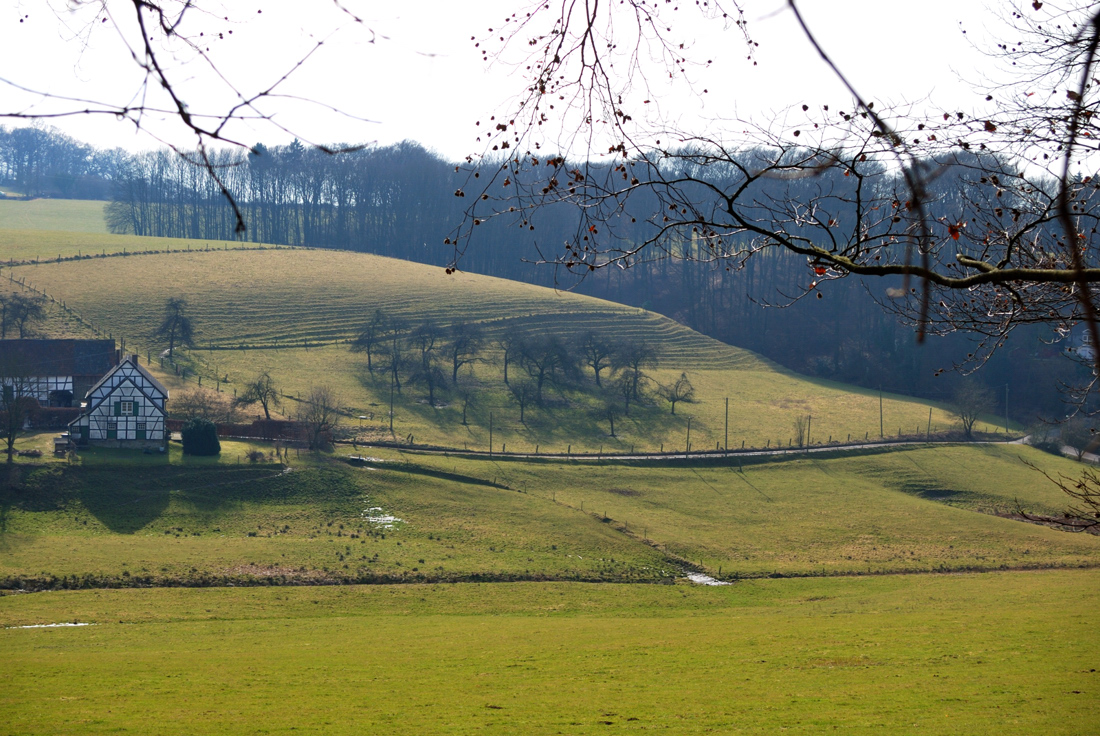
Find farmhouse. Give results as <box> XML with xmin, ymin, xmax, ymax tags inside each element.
<box><xmin>0</xmin><ymin>339</ymin><xmax>118</xmax><ymax>406</ymax></box>
<box><xmin>68</xmin><ymin>355</ymin><xmax>169</xmax><ymax>448</ymax></box>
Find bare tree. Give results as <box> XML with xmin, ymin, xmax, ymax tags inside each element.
<box><xmin>350</xmin><ymin>309</ymin><xmax>386</xmax><ymax>373</ymax></box>
<box><xmin>520</xmin><ymin>335</ymin><xmax>575</xmax><ymax>404</ymax></box>
<box><xmin>458</xmin><ymin>2</ymin><xmax>1100</xmax><ymax>381</ymax></box>
<box><xmin>578</xmin><ymin>331</ymin><xmax>616</xmax><ymax>387</ymax></box>
<box><xmin>235</xmin><ymin>372</ymin><xmax>280</xmax><ymax>420</ymax></box>
<box><xmin>0</xmin><ymin>293</ymin><xmax>46</xmax><ymax>339</ymax></box>
<box><xmin>793</xmin><ymin>415</ymin><xmax>808</xmax><ymax>448</ymax></box>
<box><xmin>447</xmin><ymin>321</ymin><xmax>484</xmax><ymax>384</ymax></box>
<box><xmin>1060</xmin><ymin>416</ymin><xmax>1096</xmax><ymax>461</ymax></box>
<box><xmin>153</xmin><ymin>297</ymin><xmax>194</xmax><ymax>359</ymax></box>
<box><xmin>950</xmin><ymin>380</ymin><xmax>996</xmax><ymax>440</ymax></box>
<box><xmin>378</xmin><ymin>316</ymin><xmax>410</xmax><ymax>394</ymax></box>
<box><xmin>614</xmin><ymin>373</ymin><xmax>635</xmax><ymax>417</ymax></box>
<box><xmin>495</xmin><ymin>324</ymin><xmax>526</xmax><ymax>386</ymax></box>
<box><xmin>408</xmin><ymin>321</ymin><xmax>447</xmax><ymax>405</ymax></box>
<box><xmin>298</xmin><ymin>385</ymin><xmax>340</xmax><ymax>451</ymax></box>
<box><xmin>0</xmin><ymin>352</ymin><xmax>35</xmax><ymax>463</ymax></box>
<box><xmin>657</xmin><ymin>372</ymin><xmax>695</xmax><ymax>415</ymax></box>
<box><xmin>171</xmin><ymin>387</ymin><xmax>241</xmax><ymax>424</ymax></box>
<box><xmin>615</xmin><ymin>341</ymin><xmax>657</xmax><ymax>402</ymax></box>
<box><xmin>2</xmin><ymin>2</ymin><xmax>377</xmax><ymax>234</ymax></box>
<box><xmin>508</xmin><ymin>379</ymin><xmax>537</xmax><ymax>424</ymax></box>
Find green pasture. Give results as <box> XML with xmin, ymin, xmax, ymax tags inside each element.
<box><xmin>11</xmin><ymin>247</ymin><xmax>1002</xmax><ymax>452</ymax></box>
<box><xmin>2</xmin><ymin>570</ymin><xmax>1097</xmax><ymax>735</ymax></box>
<box><xmin>0</xmin><ymin>227</ymin><xmax>258</xmax><ymax>264</ymax></box>
<box><xmin>0</xmin><ymin>198</ymin><xmax>107</xmax><ymax>234</ymax></box>
<box><xmin>2</xmin><ymin>442</ymin><xmax>1096</xmax><ymax>587</ymax></box>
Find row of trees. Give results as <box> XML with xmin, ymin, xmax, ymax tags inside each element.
<box><xmin>349</xmin><ymin>311</ymin><xmax>689</xmax><ymax>423</ymax></box>
<box><xmin>0</xmin><ymin>125</ymin><xmax>124</xmax><ymax>200</ymax></box>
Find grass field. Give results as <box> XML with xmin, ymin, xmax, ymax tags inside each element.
<box><xmin>2</xmin><ymin>440</ymin><xmax>1095</xmax><ymax>587</ymax></box>
<box><xmin>11</xmin><ymin>247</ymin><xmax>1003</xmax><ymax>452</ymax></box>
<box><xmin>0</xmin><ymin>198</ymin><xmax>108</xmax><ymax>234</ymax></box>
<box><xmin>2</xmin><ymin>570</ymin><xmax>1096</xmax><ymax>735</ymax></box>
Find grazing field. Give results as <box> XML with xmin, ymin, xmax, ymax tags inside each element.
<box><xmin>0</xmin><ymin>198</ymin><xmax>107</xmax><ymax>234</ymax></box>
<box><xmin>2</xmin><ymin>441</ymin><xmax>1095</xmax><ymax>587</ymax></box>
<box><xmin>2</xmin><ymin>570</ymin><xmax>1096</xmax><ymax>735</ymax></box>
<box><xmin>11</xmin><ymin>247</ymin><xmax>1001</xmax><ymax>452</ymax></box>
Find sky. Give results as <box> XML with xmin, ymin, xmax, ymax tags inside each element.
<box><xmin>0</xmin><ymin>0</ymin><xmax>1005</xmax><ymax>161</ymax></box>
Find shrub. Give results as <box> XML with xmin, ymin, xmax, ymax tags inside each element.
<box><xmin>1026</xmin><ymin>423</ymin><xmax>1064</xmax><ymax>457</ymax></box>
<box><xmin>246</xmin><ymin>449</ymin><xmax>266</xmax><ymax>463</ymax></box>
<box><xmin>181</xmin><ymin>417</ymin><xmax>221</xmax><ymax>456</ymax></box>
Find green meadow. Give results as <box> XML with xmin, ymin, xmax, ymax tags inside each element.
<box><xmin>2</xmin><ymin>440</ymin><xmax>1095</xmax><ymax>587</ymax></box>
<box><xmin>1</xmin><ymin>200</ymin><xmax>1094</xmax><ymax>734</ymax></box>
<box><xmin>2</xmin><ymin>571</ymin><xmax>1097</xmax><ymax>735</ymax></box>
<box><xmin>0</xmin><ymin>198</ymin><xmax>108</xmax><ymax>235</ymax></box>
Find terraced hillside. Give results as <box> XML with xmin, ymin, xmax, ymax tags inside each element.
<box><xmin>8</xmin><ymin>247</ymin><xmax>994</xmax><ymax>451</ymax></box>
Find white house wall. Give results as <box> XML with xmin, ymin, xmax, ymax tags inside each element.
<box><xmin>2</xmin><ymin>376</ymin><xmax>71</xmax><ymax>403</ymax></box>
<box><xmin>82</xmin><ymin>362</ymin><xmax>168</xmax><ymax>443</ymax></box>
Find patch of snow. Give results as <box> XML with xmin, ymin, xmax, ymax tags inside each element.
<box><xmin>7</xmin><ymin>622</ymin><xmax>95</xmax><ymax>629</ymax></box>
<box><xmin>685</xmin><ymin>572</ymin><xmax>730</xmax><ymax>586</ymax></box>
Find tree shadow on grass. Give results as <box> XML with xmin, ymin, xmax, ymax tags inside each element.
<box><xmin>79</xmin><ymin>471</ymin><xmax>173</xmax><ymax>534</ymax></box>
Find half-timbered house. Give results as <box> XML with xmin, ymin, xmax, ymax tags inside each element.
<box><xmin>68</xmin><ymin>355</ymin><xmax>169</xmax><ymax>448</ymax></box>
<box><xmin>0</xmin><ymin>339</ymin><xmax>118</xmax><ymax>406</ymax></box>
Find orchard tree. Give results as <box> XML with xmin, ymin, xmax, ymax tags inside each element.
<box><xmin>235</xmin><ymin>372</ymin><xmax>281</xmax><ymax>420</ymax></box>
<box><xmin>657</xmin><ymin>373</ymin><xmax>695</xmax><ymax>415</ymax></box>
<box><xmin>153</xmin><ymin>297</ymin><xmax>194</xmax><ymax>359</ymax></box>
<box><xmin>950</xmin><ymin>380</ymin><xmax>996</xmax><ymax>440</ymax></box>
<box><xmin>447</xmin><ymin>321</ymin><xmax>484</xmax><ymax>384</ymax></box>
<box><xmin>578</xmin><ymin>331</ymin><xmax>616</xmax><ymax>387</ymax></box>
<box><xmin>350</xmin><ymin>309</ymin><xmax>387</xmax><ymax>373</ymax></box>
<box><xmin>0</xmin><ymin>293</ymin><xmax>46</xmax><ymax>339</ymax></box>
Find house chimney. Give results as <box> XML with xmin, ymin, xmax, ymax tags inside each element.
<box><xmin>131</xmin><ymin>354</ymin><xmax>139</xmax><ymax>364</ymax></box>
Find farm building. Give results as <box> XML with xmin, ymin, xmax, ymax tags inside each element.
<box><xmin>68</xmin><ymin>355</ymin><xmax>169</xmax><ymax>448</ymax></box>
<box><xmin>0</xmin><ymin>339</ymin><xmax>118</xmax><ymax>406</ymax></box>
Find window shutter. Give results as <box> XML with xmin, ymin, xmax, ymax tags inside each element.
<box><xmin>114</xmin><ymin>401</ymin><xmax>121</xmax><ymax>416</ymax></box>
<box><xmin>133</xmin><ymin>400</ymin><xmax>141</xmax><ymax>416</ymax></box>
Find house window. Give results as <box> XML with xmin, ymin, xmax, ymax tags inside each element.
<box><xmin>136</xmin><ymin>422</ymin><xmax>146</xmax><ymax>431</ymax></box>
<box><xmin>120</xmin><ymin>400</ymin><xmax>134</xmax><ymax>415</ymax></box>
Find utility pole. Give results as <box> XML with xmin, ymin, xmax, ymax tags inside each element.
<box><xmin>686</xmin><ymin>417</ymin><xmax>692</xmax><ymax>453</ymax></box>
<box><xmin>879</xmin><ymin>389</ymin><xmax>884</xmax><ymax>439</ymax></box>
<box><xmin>724</xmin><ymin>397</ymin><xmax>729</xmax><ymax>452</ymax></box>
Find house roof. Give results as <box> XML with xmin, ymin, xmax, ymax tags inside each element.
<box><xmin>85</xmin><ymin>355</ymin><xmax>169</xmax><ymax>400</ymax></box>
<box><xmin>0</xmin><ymin>339</ymin><xmax>117</xmax><ymax>376</ymax></box>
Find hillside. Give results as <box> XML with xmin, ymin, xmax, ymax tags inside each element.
<box><xmin>0</xmin><ymin>198</ymin><xmax>108</xmax><ymax>234</ymax></box>
<box><xmin>1</xmin><ymin>441</ymin><xmax>1094</xmax><ymax>588</ymax></box>
<box><xmin>8</xmin><ymin>246</ymin><xmax>1000</xmax><ymax>452</ymax></box>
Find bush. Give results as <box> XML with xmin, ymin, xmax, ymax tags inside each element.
<box><xmin>181</xmin><ymin>418</ymin><xmax>221</xmax><ymax>456</ymax></box>
<box><xmin>246</xmin><ymin>449</ymin><xmax>266</xmax><ymax>463</ymax></box>
<box><xmin>1027</xmin><ymin>423</ymin><xmax>1065</xmax><ymax>457</ymax></box>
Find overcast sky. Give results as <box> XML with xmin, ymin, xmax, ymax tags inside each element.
<box><xmin>1</xmin><ymin>0</ymin><xmax>1002</xmax><ymax>161</ymax></box>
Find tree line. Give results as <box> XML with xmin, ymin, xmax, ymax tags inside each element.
<box><xmin>0</xmin><ymin>130</ymin><xmax>1082</xmax><ymax>422</ymax></box>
